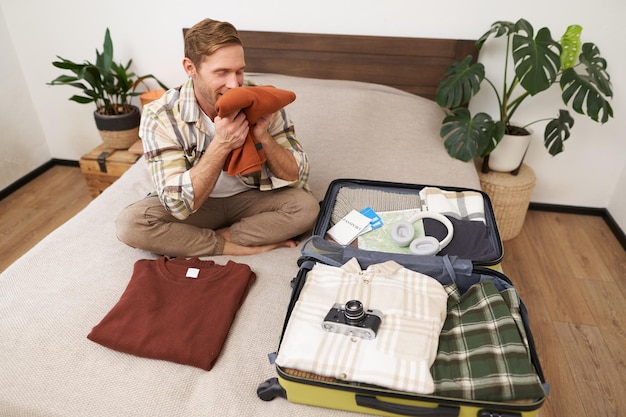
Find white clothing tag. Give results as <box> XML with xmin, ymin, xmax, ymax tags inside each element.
<box><xmin>186</xmin><ymin>268</ymin><xmax>200</xmax><ymax>279</ymax></box>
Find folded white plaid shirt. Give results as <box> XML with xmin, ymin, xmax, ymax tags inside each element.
<box><xmin>275</xmin><ymin>258</ymin><xmax>448</xmax><ymax>394</ymax></box>
<box><xmin>419</xmin><ymin>187</ymin><xmax>486</xmax><ymax>223</ymax></box>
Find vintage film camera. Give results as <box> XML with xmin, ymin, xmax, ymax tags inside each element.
<box><xmin>322</xmin><ymin>300</ymin><xmax>383</xmax><ymax>340</ymax></box>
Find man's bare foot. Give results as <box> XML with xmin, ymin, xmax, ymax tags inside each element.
<box><xmin>217</xmin><ymin>227</ymin><xmax>298</xmax><ymax>255</ymax></box>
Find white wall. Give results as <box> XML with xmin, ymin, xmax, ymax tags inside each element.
<box><xmin>1</xmin><ymin>0</ymin><xmax>624</xmax><ymax>230</ymax></box>
<box><xmin>0</xmin><ymin>6</ymin><xmax>50</xmax><ymax>190</ymax></box>
<box><xmin>609</xmin><ymin>165</ymin><xmax>626</xmax><ymax>228</ymax></box>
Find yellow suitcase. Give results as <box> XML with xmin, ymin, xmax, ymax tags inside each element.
<box><xmin>257</xmin><ymin>179</ymin><xmax>547</xmax><ymax>417</ymax></box>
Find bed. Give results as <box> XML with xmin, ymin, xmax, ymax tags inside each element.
<box><xmin>0</xmin><ymin>31</ymin><xmax>479</xmax><ymax>416</ymax></box>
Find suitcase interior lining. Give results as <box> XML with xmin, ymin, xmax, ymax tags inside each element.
<box><xmin>329</xmin><ymin>186</ymin><xmax>423</xmax><ymax>226</ymax></box>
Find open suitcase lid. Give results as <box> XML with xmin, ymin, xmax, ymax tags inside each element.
<box><xmin>312</xmin><ymin>178</ymin><xmax>504</xmax><ymax>267</ymax></box>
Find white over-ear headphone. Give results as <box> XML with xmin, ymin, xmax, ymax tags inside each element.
<box><xmin>390</xmin><ymin>211</ymin><xmax>454</xmax><ymax>256</ymax></box>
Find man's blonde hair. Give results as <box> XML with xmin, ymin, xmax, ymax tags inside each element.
<box><xmin>184</xmin><ymin>18</ymin><xmax>242</xmax><ymax>67</ymax></box>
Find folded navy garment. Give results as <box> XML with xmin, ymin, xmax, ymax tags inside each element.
<box><xmin>423</xmin><ymin>216</ymin><xmax>498</xmax><ymax>261</ymax></box>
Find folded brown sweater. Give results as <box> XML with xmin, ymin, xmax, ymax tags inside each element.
<box><xmin>215</xmin><ymin>85</ymin><xmax>296</xmax><ymax>175</ymax></box>
<box><xmin>88</xmin><ymin>257</ymin><xmax>256</xmax><ymax>371</ymax></box>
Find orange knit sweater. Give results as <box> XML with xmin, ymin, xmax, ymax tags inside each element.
<box><xmin>215</xmin><ymin>85</ymin><xmax>296</xmax><ymax>175</ymax></box>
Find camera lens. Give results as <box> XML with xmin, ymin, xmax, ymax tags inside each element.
<box><xmin>344</xmin><ymin>300</ymin><xmax>365</xmax><ymax>323</ymax></box>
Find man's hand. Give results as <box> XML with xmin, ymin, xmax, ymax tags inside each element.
<box><xmin>251</xmin><ymin>114</ymin><xmax>271</xmax><ymax>141</ymax></box>
<box><xmin>252</xmin><ymin>113</ymin><xmax>299</xmax><ymax>181</ymax></box>
<box><xmin>214</xmin><ymin>111</ymin><xmax>249</xmax><ymax>149</ymax></box>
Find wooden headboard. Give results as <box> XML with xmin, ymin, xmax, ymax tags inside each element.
<box><xmin>183</xmin><ymin>29</ymin><xmax>477</xmax><ymax>100</ymax></box>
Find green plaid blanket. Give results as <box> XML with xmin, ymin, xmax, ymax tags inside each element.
<box><xmin>431</xmin><ymin>279</ymin><xmax>545</xmax><ymax>401</ymax></box>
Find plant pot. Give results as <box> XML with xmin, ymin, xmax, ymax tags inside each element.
<box><xmin>94</xmin><ymin>106</ymin><xmax>141</xmax><ymax>149</ymax></box>
<box><xmin>487</xmin><ymin>129</ymin><xmax>532</xmax><ymax>174</ymax></box>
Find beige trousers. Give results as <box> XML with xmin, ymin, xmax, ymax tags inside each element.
<box><xmin>116</xmin><ymin>188</ymin><xmax>320</xmax><ymax>257</ymax></box>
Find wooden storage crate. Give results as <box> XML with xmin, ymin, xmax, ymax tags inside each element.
<box><xmin>79</xmin><ymin>143</ymin><xmax>141</xmax><ymax>197</ymax></box>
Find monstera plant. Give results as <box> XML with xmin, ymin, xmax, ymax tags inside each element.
<box><xmin>435</xmin><ymin>19</ymin><xmax>613</xmax><ymax>169</ymax></box>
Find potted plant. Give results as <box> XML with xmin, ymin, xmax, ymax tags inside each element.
<box><xmin>48</xmin><ymin>28</ymin><xmax>168</xmax><ymax>149</ymax></box>
<box><xmin>435</xmin><ymin>18</ymin><xmax>614</xmax><ymax>174</ymax></box>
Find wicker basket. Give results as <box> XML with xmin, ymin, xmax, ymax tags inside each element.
<box><xmin>479</xmin><ymin>164</ymin><xmax>536</xmax><ymax>241</ymax></box>
<box><xmin>98</xmin><ymin>127</ymin><xmax>140</xmax><ymax>150</ymax></box>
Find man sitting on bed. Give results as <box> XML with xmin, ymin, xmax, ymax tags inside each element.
<box><xmin>115</xmin><ymin>18</ymin><xmax>319</xmax><ymax>257</ymax></box>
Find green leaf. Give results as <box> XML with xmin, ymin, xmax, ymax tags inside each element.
<box><xmin>560</xmin><ymin>43</ymin><xmax>614</xmax><ymax>123</ymax></box>
<box><xmin>83</xmin><ymin>90</ymin><xmax>100</xmax><ymax>99</ymax></box>
<box><xmin>440</xmin><ymin>108</ymin><xmax>504</xmax><ymax>161</ymax></box>
<box><xmin>48</xmin><ymin>74</ymin><xmax>80</xmax><ymax>85</ymax></box>
<box><xmin>560</xmin><ymin>25</ymin><xmax>582</xmax><ymax>70</ymax></box>
<box><xmin>67</xmin><ymin>82</ymin><xmax>90</xmax><ymax>90</ymax></box>
<box><xmin>512</xmin><ymin>25</ymin><xmax>561</xmax><ymax>95</ymax></box>
<box><xmin>69</xmin><ymin>95</ymin><xmax>95</xmax><ymax>104</ymax></box>
<box><xmin>82</xmin><ymin>66</ymin><xmax>103</xmax><ymax>91</ymax></box>
<box><xmin>101</xmin><ymin>28</ymin><xmax>113</xmax><ymax>72</ymax></box>
<box><xmin>134</xmin><ymin>74</ymin><xmax>170</xmax><ymax>91</ymax></box>
<box><xmin>51</xmin><ymin>59</ymin><xmax>84</xmax><ymax>72</ymax></box>
<box><xmin>476</xmin><ymin>20</ymin><xmax>515</xmax><ymax>50</ymax></box>
<box><xmin>578</xmin><ymin>43</ymin><xmax>613</xmax><ymax>97</ymax></box>
<box><xmin>435</xmin><ymin>56</ymin><xmax>485</xmax><ymax>109</ymax></box>
<box><xmin>544</xmin><ymin>110</ymin><xmax>575</xmax><ymax>155</ymax></box>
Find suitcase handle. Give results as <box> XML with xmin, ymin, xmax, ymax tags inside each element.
<box><xmin>355</xmin><ymin>394</ymin><xmax>460</xmax><ymax>416</ymax></box>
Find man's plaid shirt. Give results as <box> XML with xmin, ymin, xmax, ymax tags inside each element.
<box><xmin>139</xmin><ymin>78</ymin><xmax>311</xmax><ymax>220</ymax></box>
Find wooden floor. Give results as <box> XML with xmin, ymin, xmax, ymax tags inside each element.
<box><xmin>1</xmin><ymin>165</ymin><xmax>625</xmax><ymax>417</ymax></box>
<box><xmin>503</xmin><ymin>210</ymin><xmax>626</xmax><ymax>417</ymax></box>
<box><xmin>0</xmin><ymin>165</ymin><xmax>93</xmax><ymax>272</ymax></box>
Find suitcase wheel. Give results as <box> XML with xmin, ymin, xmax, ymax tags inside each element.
<box><xmin>257</xmin><ymin>377</ymin><xmax>286</xmax><ymax>401</ymax></box>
